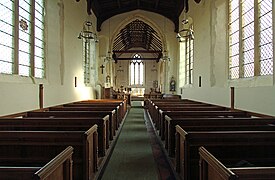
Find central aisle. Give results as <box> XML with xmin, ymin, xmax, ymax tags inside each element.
<box><xmin>101</xmin><ymin>101</ymin><xmax>159</xmax><ymax>180</ymax></box>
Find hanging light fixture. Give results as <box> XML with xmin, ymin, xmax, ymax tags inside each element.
<box><xmin>104</xmin><ymin>51</ymin><xmax>112</xmax><ymax>62</ymax></box>
<box><xmin>161</xmin><ymin>50</ymin><xmax>170</xmax><ymax>62</ymax></box>
<box><xmin>78</xmin><ymin>16</ymin><xmax>98</xmax><ymax>42</ymax></box>
<box><xmin>104</xmin><ymin>19</ymin><xmax>113</xmax><ymax>62</ymax></box>
<box><xmin>177</xmin><ymin>8</ymin><xmax>194</xmax><ymax>42</ymax></box>
<box><xmin>161</xmin><ymin>18</ymin><xmax>170</xmax><ymax>62</ymax></box>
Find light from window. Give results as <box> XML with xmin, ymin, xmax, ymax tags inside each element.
<box><xmin>242</xmin><ymin>0</ymin><xmax>254</xmax><ymax>78</ymax></box>
<box><xmin>259</xmin><ymin>0</ymin><xmax>273</xmax><ymax>76</ymax></box>
<box><xmin>130</xmin><ymin>54</ymin><xmax>144</xmax><ymax>85</ymax></box>
<box><xmin>186</xmin><ymin>37</ymin><xmax>194</xmax><ymax>84</ymax></box>
<box><xmin>229</xmin><ymin>0</ymin><xmax>240</xmax><ymax>79</ymax></box>
<box><xmin>0</xmin><ymin>1</ymin><xmax>46</xmax><ymax>78</ymax></box>
<box><xmin>83</xmin><ymin>40</ymin><xmax>91</xmax><ymax>84</ymax></box>
<box><xmin>179</xmin><ymin>42</ymin><xmax>186</xmax><ymax>87</ymax></box>
<box><xmin>34</xmin><ymin>0</ymin><xmax>45</xmax><ymax>78</ymax></box>
<box><xmin>229</xmin><ymin>0</ymin><xmax>273</xmax><ymax>79</ymax></box>
<box><xmin>0</xmin><ymin>1</ymin><xmax>14</xmax><ymax>74</ymax></box>
<box><xmin>18</xmin><ymin>0</ymin><xmax>32</xmax><ymax>76</ymax></box>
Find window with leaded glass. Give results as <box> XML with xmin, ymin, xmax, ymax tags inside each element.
<box><xmin>228</xmin><ymin>0</ymin><xmax>273</xmax><ymax>79</ymax></box>
<box><xmin>186</xmin><ymin>37</ymin><xmax>194</xmax><ymax>84</ymax></box>
<box><xmin>130</xmin><ymin>54</ymin><xmax>144</xmax><ymax>86</ymax></box>
<box><xmin>83</xmin><ymin>39</ymin><xmax>91</xmax><ymax>85</ymax></box>
<box><xmin>0</xmin><ymin>1</ymin><xmax>14</xmax><ymax>74</ymax></box>
<box><xmin>179</xmin><ymin>42</ymin><xmax>186</xmax><ymax>87</ymax></box>
<box><xmin>0</xmin><ymin>0</ymin><xmax>45</xmax><ymax>78</ymax></box>
<box><xmin>34</xmin><ymin>0</ymin><xmax>45</xmax><ymax>78</ymax></box>
<box><xmin>179</xmin><ymin>33</ymin><xmax>194</xmax><ymax>86</ymax></box>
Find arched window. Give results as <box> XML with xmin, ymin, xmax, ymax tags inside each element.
<box><xmin>130</xmin><ymin>54</ymin><xmax>144</xmax><ymax>85</ymax></box>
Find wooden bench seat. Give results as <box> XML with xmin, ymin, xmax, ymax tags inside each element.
<box><xmin>199</xmin><ymin>146</ymin><xmax>275</xmax><ymax>180</ymax></box>
<box><xmin>151</xmin><ymin>106</ymin><xmax>226</xmax><ymax>130</ymax></box>
<box><xmin>175</xmin><ymin>126</ymin><xmax>275</xmax><ymax>180</ymax></box>
<box><xmin>146</xmin><ymin>99</ymin><xmax>206</xmax><ymax>111</ymax></box>
<box><xmin>48</xmin><ymin>107</ymin><xmax>118</xmax><ymax>140</ymax></box>
<box><xmin>146</xmin><ymin>99</ymin><xmax>199</xmax><ymax>109</ymax></box>
<box><xmin>63</xmin><ymin>103</ymin><xmax>125</xmax><ymax>126</ymax></box>
<box><xmin>70</xmin><ymin>99</ymin><xmax>127</xmax><ymax>118</ymax></box>
<box><xmin>165</xmin><ymin>116</ymin><xmax>275</xmax><ymax>156</ymax></box>
<box><xmin>0</xmin><ymin>117</ymin><xmax>108</xmax><ymax>157</ymax></box>
<box><xmin>0</xmin><ymin>127</ymin><xmax>97</xmax><ymax>180</ymax></box>
<box><xmin>148</xmin><ymin>103</ymin><xmax>214</xmax><ymax>124</ymax></box>
<box><xmin>0</xmin><ymin>146</ymin><xmax>73</xmax><ymax>180</ymax></box>
<box><xmin>148</xmin><ymin>103</ymin><xmax>213</xmax><ymax>126</ymax></box>
<box><xmin>26</xmin><ymin>111</ymin><xmax>111</xmax><ymax>149</ymax></box>
<box><xmin>159</xmin><ymin>110</ymin><xmax>249</xmax><ymax>139</ymax></box>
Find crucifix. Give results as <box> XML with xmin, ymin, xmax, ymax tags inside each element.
<box><xmin>100</xmin><ymin>64</ymin><xmax>105</xmax><ymax>74</ymax></box>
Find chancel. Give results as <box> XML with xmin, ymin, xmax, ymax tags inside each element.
<box><xmin>0</xmin><ymin>0</ymin><xmax>274</xmax><ymax>180</ymax></box>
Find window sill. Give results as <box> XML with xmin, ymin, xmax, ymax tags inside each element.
<box><xmin>0</xmin><ymin>74</ymin><xmax>48</xmax><ymax>85</ymax></box>
<box><xmin>227</xmin><ymin>75</ymin><xmax>273</xmax><ymax>88</ymax></box>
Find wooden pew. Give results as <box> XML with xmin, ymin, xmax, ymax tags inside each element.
<box><xmin>0</xmin><ymin>146</ymin><xmax>73</xmax><ymax>180</ymax></box>
<box><xmin>199</xmin><ymin>146</ymin><xmax>275</xmax><ymax>180</ymax></box>
<box><xmin>147</xmin><ymin>99</ymin><xmax>203</xmax><ymax>116</ymax></box>
<box><xmin>165</xmin><ymin>116</ymin><xmax>275</xmax><ymax>156</ymax></box>
<box><xmin>150</xmin><ymin>104</ymin><xmax>205</xmax><ymax>123</ymax></box>
<box><xmin>149</xmin><ymin>103</ymin><xmax>218</xmax><ymax>128</ymax></box>
<box><xmin>147</xmin><ymin>99</ymin><xmax>219</xmax><ymax>127</ymax></box>
<box><xmin>152</xmin><ymin>106</ymin><xmax>226</xmax><ymax>130</ymax></box>
<box><xmin>71</xmin><ymin>99</ymin><xmax>127</xmax><ymax>120</ymax></box>
<box><xmin>63</xmin><ymin>103</ymin><xmax>125</xmax><ymax>127</ymax></box>
<box><xmin>175</xmin><ymin>126</ymin><xmax>275</xmax><ymax>180</ymax></box>
<box><xmin>49</xmin><ymin>107</ymin><xmax>118</xmax><ymax>140</ymax></box>
<box><xmin>159</xmin><ymin>110</ymin><xmax>249</xmax><ymax>139</ymax></box>
<box><xmin>0</xmin><ymin>127</ymin><xmax>97</xmax><ymax>180</ymax></box>
<box><xmin>26</xmin><ymin>111</ymin><xmax>110</xmax><ymax>152</ymax></box>
<box><xmin>0</xmin><ymin>116</ymin><xmax>107</xmax><ymax>157</ymax></box>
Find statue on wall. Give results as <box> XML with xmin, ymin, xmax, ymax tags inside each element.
<box><xmin>170</xmin><ymin>76</ymin><xmax>176</xmax><ymax>92</ymax></box>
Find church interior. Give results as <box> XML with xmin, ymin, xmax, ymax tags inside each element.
<box><xmin>0</xmin><ymin>0</ymin><xmax>275</xmax><ymax>179</ymax></box>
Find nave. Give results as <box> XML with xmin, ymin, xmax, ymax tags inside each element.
<box><xmin>100</xmin><ymin>101</ymin><xmax>177</xmax><ymax>180</ymax></box>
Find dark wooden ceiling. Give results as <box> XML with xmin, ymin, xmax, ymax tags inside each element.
<box><xmin>76</xmin><ymin>0</ymin><xmax>201</xmax><ymax>32</ymax></box>
<box><xmin>76</xmin><ymin>0</ymin><xmax>201</xmax><ymax>62</ymax></box>
<box><xmin>112</xmin><ymin>19</ymin><xmax>163</xmax><ymax>62</ymax></box>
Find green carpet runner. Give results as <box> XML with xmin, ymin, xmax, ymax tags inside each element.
<box><xmin>101</xmin><ymin>102</ymin><xmax>159</xmax><ymax>180</ymax></box>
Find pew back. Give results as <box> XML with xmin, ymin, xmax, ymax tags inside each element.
<box><xmin>175</xmin><ymin>126</ymin><xmax>275</xmax><ymax>180</ymax></box>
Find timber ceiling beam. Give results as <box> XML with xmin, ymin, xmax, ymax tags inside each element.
<box><xmin>113</xmin><ymin>50</ymin><xmax>162</xmax><ymax>53</ymax></box>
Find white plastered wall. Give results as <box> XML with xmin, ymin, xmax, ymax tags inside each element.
<box><xmin>179</xmin><ymin>0</ymin><xmax>275</xmax><ymax>116</ymax></box>
<box><xmin>0</xmin><ymin>0</ymin><xmax>97</xmax><ymax>116</ymax></box>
